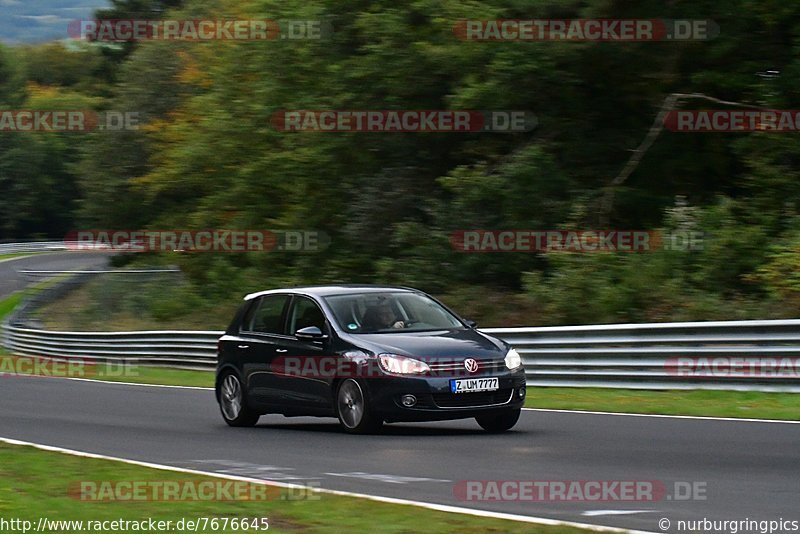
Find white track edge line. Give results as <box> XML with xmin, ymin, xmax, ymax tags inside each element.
<box><xmin>521</xmin><ymin>408</ymin><xmax>800</xmax><ymax>424</ymax></box>
<box><xmin>0</xmin><ymin>436</ymin><xmax>655</xmax><ymax>534</ymax></box>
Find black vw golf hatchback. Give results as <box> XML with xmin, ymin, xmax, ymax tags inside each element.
<box><xmin>216</xmin><ymin>286</ymin><xmax>526</xmax><ymax>433</ymax></box>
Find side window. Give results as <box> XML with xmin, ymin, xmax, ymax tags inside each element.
<box><xmin>288</xmin><ymin>297</ymin><xmax>326</xmax><ymax>335</ymax></box>
<box><xmin>247</xmin><ymin>295</ymin><xmax>289</xmax><ymax>335</ymax></box>
<box><xmin>240</xmin><ymin>301</ymin><xmax>258</xmax><ymax>332</ymax></box>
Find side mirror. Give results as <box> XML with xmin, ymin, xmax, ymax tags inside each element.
<box><xmin>295</xmin><ymin>326</ymin><xmax>329</xmax><ymax>341</ymax></box>
<box><xmin>465</xmin><ymin>319</ymin><xmax>477</xmax><ymax>328</ymax></box>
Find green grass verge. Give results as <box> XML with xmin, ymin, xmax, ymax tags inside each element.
<box><xmin>524</xmin><ymin>386</ymin><xmax>800</xmax><ymax>420</ymax></box>
<box><xmin>0</xmin><ymin>253</ymin><xmax>35</xmax><ymax>262</ymax></box>
<box><xmin>0</xmin><ymin>356</ymin><xmax>215</xmax><ymax>388</ymax></box>
<box><xmin>0</xmin><ymin>442</ymin><xmax>585</xmax><ymax>534</ymax></box>
<box><xmin>0</xmin><ymin>269</ymin><xmax>70</xmax><ymax>323</ymax></box>
<box><xmin>95</xmin><ymin>364</ymin><xmax>215</xmax><ymax>388</ymax></box>
<box><xmin>0</xmin><ymin>292</ymin><xmax>23</xmax><ymax>322</ymax></box>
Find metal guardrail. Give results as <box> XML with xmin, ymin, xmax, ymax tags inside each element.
<box><xmin>486</xmin><ymin>321</ymin><xmax>800</xmax><ymax>392</ymax></box>
<box><xmin>3</xmin><ymin>267</ymin><xmax>189</xmax><ymax>367</ymax></box>
<box><xmin>0</xmin><ymin>240</ymin><xmax>114</xmax><ymax>254</ymax></box>
<box><xmin>0</xmin><ymin>241</ymin><xmax>71</xmax><ymax>254</ymax></box>
<box><xmin>3</xmin><ymin>319</ymin><xmax>800</xmax><ymax>390</ymax></box>
<box><xmin>3</xmin><ymin>327</ymin><xmax>220</xmax><ymax>370</ymax></box>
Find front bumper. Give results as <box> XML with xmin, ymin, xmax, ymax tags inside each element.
<box><xmin>366</xmin><ymin>368</ymin><xmax>526</xmax><ymax>422</ymax></box>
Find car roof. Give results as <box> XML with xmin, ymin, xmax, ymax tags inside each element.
<box><xmin>243</xmin><ymin>285</ymin><xmax>419</xmax><ymax>301</ymax></box>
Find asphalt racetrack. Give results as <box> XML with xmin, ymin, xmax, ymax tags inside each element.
<box><xmin>0</xmin><ymin>376</ymin><xmax>798</xmax><ymax>532</ymax></box>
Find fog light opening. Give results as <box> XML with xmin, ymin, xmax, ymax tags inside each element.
<box><xmin>401</xmin><ymin>394</ymin><xmax>417</xmax><ymax>407</ymax></box>
<box><xmin>518</xmin><ymin>387</ymin><xmax>526</xmax><ymax>399</ymax></box>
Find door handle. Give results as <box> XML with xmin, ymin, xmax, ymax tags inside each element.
<box><xmin>275</xmin><ymin>349</ymin><xmax>288</xmax><ymax>353</ymax></box>
<box><xmin>238</xmin><ymin>345</ymin><xmax>250</xmax><ymax>349</ymax></box>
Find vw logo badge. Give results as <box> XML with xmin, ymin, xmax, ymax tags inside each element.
<box><xmin>464</xmin><ymin>358</ymin><xmax>479</xmax><ymax>373</ymax></box>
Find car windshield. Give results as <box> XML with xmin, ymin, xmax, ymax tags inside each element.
<box><xmin>323</xmin><ymin>292</ymin><xmax>464</xmax><ymax>334</ymax></box>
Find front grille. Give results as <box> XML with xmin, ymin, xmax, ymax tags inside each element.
<box><xmin>432</xmin><ymin>389</ymin><xmax>513</xmax><ymax>409</ymax></box>
<box><xmin>427</xmin><ymin>358</ymin><xmax>506</xmax><ymax>375</ymax></box>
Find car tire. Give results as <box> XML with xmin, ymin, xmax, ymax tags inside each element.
<box><xmin>475</xmin><ymin>408</ymin><xmax>521</xmax><ymax>433</ymax></box>
<box><xmin>336</xmin><ymin>379</ymin><xmax>383</xmax><ymax>434</ymax></box>
<box><xmin>218</xmin><ymin>371</ymin><xmax>260</xmax><ymax>427</ymax></box>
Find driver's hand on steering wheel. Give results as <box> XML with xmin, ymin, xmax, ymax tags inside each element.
<box><xmin>391</xmin><ymin>320</ymin><xmax>405</xmax><ymax>329</ymax></box>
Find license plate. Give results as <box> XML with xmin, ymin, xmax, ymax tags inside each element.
<box><xmin>450</xmin><ymin>377</ymin><xmax>499</xmax><ymax>394</ymax></box>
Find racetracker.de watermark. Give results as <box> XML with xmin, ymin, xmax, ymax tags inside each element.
<box><xmin>272</xmin><ymin>355</ymin><xmax>509</xmax><ymax>379</ymax></box>
<box><xmin>450</xmin><ymin>230</ymin><xmax>704</xmax><ymax>252</ymax></box>
<box><xmin>664</xmin><ymin>110</ymin><xmax>800</xmax><ymax>132</ymax></box>
<box><xmin>68</xmin><ymin>19</ymin><xmax>332</xmax><ymax>41</ymax></box>
<box><xmin>454</xmin><ymin>19</ymin><xmax>718</xmax><ymax>41</ymax></box>
<box><xmin>270</xmin><ymin>110</ymin><xmax>537</xmax><ymax>132</ymax></box>
<box><xmin>0</xmin><ymin>356</ymin><xmax>137</xmax><ymax>379</ymax></box>
<box><xmin>0</xmin><ymin>111</ymin><xmax>140</xmax><ymax>132</ymax></box>
<box><xmin>454</xmin><ymin>480</ymin><xmax>706</xmax><ymax>502</ymax></box>
<box><xmin>64</xmin><ymin>230</ymin><xmax>328</xmax><ymax>253</ymax></box>
<box><xmin>665</xmin><ymin>357</ymin><xmax>800</xmax><ymax>378</ymax></box>
<box><xmin>68</xmin><ymin>480</ymin><xmax>319</xmax><ymax>501</ymax></box>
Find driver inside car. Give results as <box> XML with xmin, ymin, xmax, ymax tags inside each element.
<box><xmin>362</xmin><ymin>304</ymin><xmax>405</xmax><ymax>330</ymax></box>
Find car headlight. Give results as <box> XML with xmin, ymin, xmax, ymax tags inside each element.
<box><xmin>505</xmin><ymin>348</ymin><xmax>522</xmax><ymax>370</ymax></box>
<box><xmin>378</xmin><ymin>354</ymin><xmax>430</xmax><ymax>375</ymax></box>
